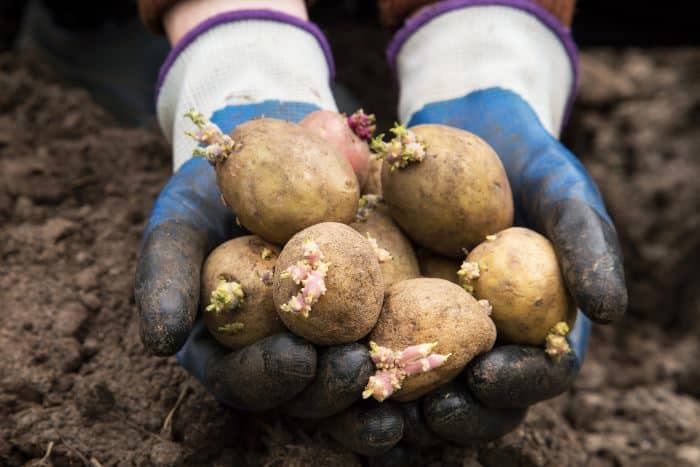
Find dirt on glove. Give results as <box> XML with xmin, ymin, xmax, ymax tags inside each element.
<box><xmin>1</xmin><ymin>47</ymin><xmax>699</xmax><ymax>466</ymax></box>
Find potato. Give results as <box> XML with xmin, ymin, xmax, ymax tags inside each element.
<box><xmin>273</xmin><ymin>222</ymin><xmax>384</xmax><ymax>345</ymax></box>
<box><xmin>464</xmin><ymin>227</ymin><xmax>576</xmax><ymax>346</ymax></box>
<box><xmin>378</xmin><ymin>124</ymin><xmax>513</xmax><ymax>257</ymax></box>
<box><xmin>186</xmin><ymin>113</ymin><xmax>360</xmax><ymax>244</ymax></box>
<box><xmin>350</xmin><ymin>196</ymin><xmax>420</xmax><ymax>289</ymax></box>
<box><xmin>367</xmin><ymin>278</ymin><xmax>496</xmax><ymax>402</ymax></box>
<box><xmin>417</xmin><ymin>250</ymin><xmax>461</xmax><ymax>284</ymax></box>
<box><xmin>300</xmin><ymin>110</ymin><xmax>371</xmax><ymax>188</ymax></box>
<box><xmin>363</xmin><ymin>156</ymin><xmax>383</xmax><ymax>195</ymax></box>
<box><xmin>201</xmin><ymin>236</ymin><xmax>285</xmax><ymax>349</ymax></box>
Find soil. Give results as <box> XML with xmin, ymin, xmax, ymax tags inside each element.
<box><xmin>1</xmin><ymin>44</ymin><xmax>699</xmax><ymax>466</ymax></box>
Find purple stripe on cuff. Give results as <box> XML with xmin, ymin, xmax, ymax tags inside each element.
<box><xmin>386</xmin><ymin>0</ymin><xmax>579</xmax><ymax>127</ymax></box>
<box><xmin>155</xmin><ymin>9</ymin><xmax>335</xmax><ymax>100</ymax></box>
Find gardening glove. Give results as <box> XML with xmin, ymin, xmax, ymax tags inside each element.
<box><xmin>383</xmin><ymin>0</ymin><xmax>627</xmax><ymax>443</ymax></box>
<box><xmin>134</xmin><ymin>11</ymin><xmax>378</xmax><ymax>419</ymax></box>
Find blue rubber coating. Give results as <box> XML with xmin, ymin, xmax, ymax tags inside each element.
<box><xmin>143</xmin><ymin>157</ymin><xmax>236</xmax><ymax>247</ymax></box>
<box><xmin>406</xmin><ymin>88</ymin><xmax>611</xmax><ymax>229</ymax></box>
<box><xmin>210</xmin><ymin>100</ymin><xmax>320</xmax><ymax>134</ymax></box>
<box><xmin>568</xmin><ymin>311</ymin><xmax>591</xmax><ymax>365</ymax></box>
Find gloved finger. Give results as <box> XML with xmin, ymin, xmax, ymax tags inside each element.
<box><xmin>284</xmin><ymin>343</ymin><xmax>373</xmax><ymax>419</ymax></box>
<box><xmin>177</xmin><ymin>322</ymin><xmax>317</xmax><ymax>410</ymax></box>
<box><xmin>399</xmin><ymin>401</ymin><xmax>440</xmax><ymax>447</ymax></box>
<box><xmin>493</xmin><ymin>97</ymin><xmax>627</xmax><ymax>324</ymax></box>
<box><xmin>466</xmin><ymin>345</ymin><xmax>577</xmax><ymax>409</ymax></box>
<box><xmin>541</xmin><ymin>195</ymin><xmax>626</xmax><ymax>325</ymax></box>
<box><xmin>466</xmin><ymin>311</ymin><xmax>590</xmax><ymax>409</ymax></box>
<box><xmin>423</xmin><ymin>381</ymin><xmax>526</xmax><ymax>444</ymax></box>
<box><xmin>323</xmin><ymin>399</ymin><xmax>404</xmax><ymax>457</ymax></box>
<box><xmin>406</xmin><ymin>89</ymin><xmax>627</xmax><ymax>324</ymax></box>
<box><xmin>135</xmin><ymin>157</ymin><xmax>238</xmax><ymax>355</ymax></box>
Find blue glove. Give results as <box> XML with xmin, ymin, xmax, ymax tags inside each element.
<box><xmin>136</xmin><ymin>101</ymin><xmax>321</xmax><ymax>410</ymax></box>
<box><xmin>379</xmin><ymin>0</ymin><xmax>627</xmax><ymax>444</ymax></box>
<box><xmin>134</xmin><ymin>10</ymin><xmax>403</xmax><ymax>453</ymax></box>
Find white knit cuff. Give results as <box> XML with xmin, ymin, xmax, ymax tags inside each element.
<box><xmin>388</xmin><ymin>1</ymin><xmax>577</xmax><ymax>136</ymax></box>
<box><xmin>156</xmin><ymin>10</ymin><xmax>337</xmax><ymax>170</ymax></box>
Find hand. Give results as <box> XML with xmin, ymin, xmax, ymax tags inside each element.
<box><xmin>134</xmin><ymin>103</ymin><xmax>354</xmax><ymax>410</ymax></box>
<box><xmin>133</xmin><ymin>7</ymin><xmax>405</xmax><ymax>453</ymax></box>
<box><xmin>364</xmin><ymin>0</ymin><xmax>629</xmax><ymax>446</ymax></box>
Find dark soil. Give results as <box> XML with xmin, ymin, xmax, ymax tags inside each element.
<box><xmin>1</xmin><ymin>46</ymin><xmax>699</xmax><ymax>466</ymax></box>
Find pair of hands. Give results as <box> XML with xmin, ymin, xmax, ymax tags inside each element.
<box><xmin>134</xmin><ymin>0</ymin><xmax>626</xmax><ymax>457</ymax></box>
<box><xmin>134</xmin><ymin>89</ymin><xmax>626</xmax><ymax>457</ymax></box>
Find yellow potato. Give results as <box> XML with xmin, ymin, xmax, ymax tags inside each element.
<box><xmin>201</xmin><ymin>236</ymin><xmax>285</xmax><ymax>349</ymax></box>
<box><xmin>218</xmin><ymin>118</ymin><xmax>359</xmax><ymax>244</ymax></box>
<box><xmin>465</xmin><ymin>227</ymin><xmax>577</xmax><ymax>345</ymax></box>
<box><xmin>273</xmin><ymin>222</ymin><xmax>384</xmax><ymax>345</ymax></box>
<box><xmin>350</xmin><ymin>202</ymin><xmax>420</xmax><ymax>289</ymax></box>
<box><xmin>369</xmin><ymin>278</ymin><xmax>496</xmax><ymax>401</ymax></box>
<box><xmin>381</xmin><ymin>125</ymin><xmax>513</xmax><ymax>257</ymax></box>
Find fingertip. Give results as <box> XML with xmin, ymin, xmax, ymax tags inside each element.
<box><xmin>138</xmin><ymin>285</ymin><xmax>197</xmax><ymax>356</ymax></box>
<box><xmin>324</xmin><ymin>399</ymin><xmax>404</xmax><ymax>457</ymax></box>
<box><xmin>466</xmin><ymin>346</ymin><xmax>578</xmax><ymax>409</ymax></box>
<box><xmin>546</xmin><ymin>199</ymin><xmax>628</xmax><ymax>324</ymax></box>
<box><xmin>204</xmin><ymin>333</ymin><xmax>317</xmax><ymax>411</ymax></box>
<box><xmin>135</xmin><ymin>222</ymin><xmax>206</xmax><ymax>356</ymax></box>
<box><xmin>423</xmin><ymin>381</ymin><xmax>526</xmax><ymax>444</ymax></box>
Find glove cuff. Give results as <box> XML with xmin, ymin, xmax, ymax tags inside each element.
<box><xmin>387</xmin><ymin>0</ymin><xmax>578</xmax><ymax>136</ymax></box>
<box><xmin>156</xmin><ymin>10</ymin><xmax>337</xmax><ymax>170</ymax></box>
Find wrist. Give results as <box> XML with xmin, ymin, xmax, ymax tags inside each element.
<box><xmin>389</xmin><ymin>0</ymin><xmax>577</xmax><ymax>136</ymax></box>
<box><xmin>164</xmin><ymin>0</ymin><xmax>308</xmax><ymax>44</ymax></box>
<box><xmin>157</xmin><ymin>11</ymin><xmax>336</xmax><ymax>170</ymax></box>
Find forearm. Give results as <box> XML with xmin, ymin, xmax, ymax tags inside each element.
<box><xmin>379</xmin><ymin>0</ymin><xmax>576</xmax><ymax>27</ymax></box>
<box><xmin>139</xmin><ymin>0</ymin><xmax>307</xmax><ymax>37</ymax></box>
<box><xmin>162</xmin><ymin>0</ymin><xmax>307</xmax><ymax>43</ymax></box>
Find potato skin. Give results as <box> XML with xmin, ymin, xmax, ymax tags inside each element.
<box><xmin>201</xmin><ymin>236</ymin><xmax>285</xmax><ymax>349</ymax></box>
<box><xmin>417</xmin><ymin>251</ymin><xmax>461</xmax><ymax>284</ymax></box>
<box><xmin>273</xmin><ymin>222</ymin><xmax>384</xmax><ymax>345</ymax></box>
<box><xmin>369</xmin><ymin>278</ymin><xmax>496</xmax><ymax>401</ymax></box>
<box><xmin>350</xmin><ymin>204</ymin><xmax>420</xmax><ymax>289</ymax></box>
<box><xmin>217</xmin><ymin>118</ymin><xmax>360</xmax><ymax>244</ymax></box>
<box><xmin>363</xmin><ymin>156</ymin><xmax>383</xmax><ymax>195</ymax></box>
<box><xmin>299</xmin><ymin>110</ymin><xmax>371</xmax><ymax>188</ymax></box>
<box><xmin>466</xmin><ymin>227</ymin><xmax>577</xmax><ymax>345</ymax></box>
<box><xmin>381</xmin><ymin>124</ymin><xmax>513</xmax><ymax>257</ymax></box>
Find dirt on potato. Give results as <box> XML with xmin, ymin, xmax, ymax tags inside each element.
<box><xmin>369</xmin><ymin>278</ymin><xmax>497</xmax><ymax>402</ymax></box>
<box><xmin>1</xmin><ymin>43</ymin><xmax>700</xmax><ymax>467</ymax></box>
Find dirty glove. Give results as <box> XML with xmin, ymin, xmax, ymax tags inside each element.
<box><xmin>134</xmin><ymin>11</ymin><xmax>377</xmax><ymax>418</ymax></box>
<box><xmin>378</xmin><ymin>0</ymin><xmax>627</xmax><ymax>444</ymax></box>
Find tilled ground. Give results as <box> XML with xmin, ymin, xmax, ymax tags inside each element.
<box><xmin>1</xmin><ymin>48</ymin><xmax>699</xmax><ymax>466</ymax></box>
